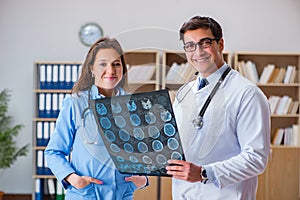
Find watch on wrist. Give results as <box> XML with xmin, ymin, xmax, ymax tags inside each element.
<box><xmin>201</xmin><ymin>167</ymin><xmax>209</xmax><ymax>184</ymax></box>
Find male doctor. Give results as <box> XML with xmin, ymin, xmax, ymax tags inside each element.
<box><xmin>166</xmin><ymin>16</ymin><xmax>270</xmax><ymax>200</ymax></box>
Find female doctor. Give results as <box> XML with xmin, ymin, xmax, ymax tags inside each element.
<box><xmin>45</xmin><ymin>37</ymin><xmax>148</xmax><ymax>199</ymax></box>
<box><xmin>166</xmin><ymin>16</ymin><xmax>270</xmax><ymax>200</ymax></box>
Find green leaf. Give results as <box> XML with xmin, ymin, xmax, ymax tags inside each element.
<box><xmin>0</xmin><ymin>89</ymin><xmax>29</xmax><ymax>170</ymax></box>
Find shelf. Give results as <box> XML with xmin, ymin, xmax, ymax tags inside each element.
<box><xmin>271</xmin><ymin>114</ymin><xmax>299</xmax><ymax>118</ymax></box>
<box><xmin>270</xmin><ymin>145</ymin><xmax>300</xmax><ymax>149</ymax></box>
<box><xmin>34</xmin><ymin>89</ymin><xmax>71</xmax><ymax>93</ymax></box>
<box><xmin>33</xmin><ymin>118</ymin><xmax>57</xmax><ymax>122</ymax></box>
<box><xmin>33</xmin><ymin>146</ymin><xmax>47</xmax><ymax>150</ymax></box>
<box><xmin>257</xmin><ymin>83</ymin><xmax>300</xmax><ymax>87</ymax></box>
<box><xmin>128</xmin><ymin>80</ymin><xmax>157</xmax><ymax>84</ymax></box>
<box><xmin>233</xmin><ymin>52</ymin><xmax>300</xmax><ymax>200</ymax></box>
<box><xmin>33</xmin><ymin>175</ymin><xmax>55</xmax><ymax>179</ymax></box>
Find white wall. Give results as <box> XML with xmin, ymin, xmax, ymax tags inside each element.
<box><xmin>0</xmin><ymin>0</ymin><xmax>299</xmax><ymax>194</ymax></box>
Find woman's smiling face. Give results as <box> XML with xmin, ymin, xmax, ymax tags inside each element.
<box><xmin>91</xmin><ymin>48</ymin><xmax>123</xmax><ymax>96</ymax></box>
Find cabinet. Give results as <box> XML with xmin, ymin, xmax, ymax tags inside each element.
<box><xmin>32</xmin><ymin>50</ymin><xmax>161</xmax><ymax>200</ymax></box>
<box><xmin>33</xmin><ymin>61</ymin><xmax>82</xmax><ymax>199</ymax></box>
<box><xmin>234</xmin><ymin>52</ymin><xmax>300</xmax><ymax>200</ymax></box>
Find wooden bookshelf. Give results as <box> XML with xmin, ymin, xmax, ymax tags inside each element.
<box><xmin>124</xmin><ymin>50</ymin><xmax>160</xmax><ymax>93</ymax></box>
<box><xmin>234</xmin><ymin>52</ymin><xmax>300</xmax><ymax>200</ymax></box>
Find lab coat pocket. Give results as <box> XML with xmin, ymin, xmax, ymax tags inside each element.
<box><xmin>198</xmin><ymin>107</ymin><xmax>226</xmax><ymax>159</ymax></box>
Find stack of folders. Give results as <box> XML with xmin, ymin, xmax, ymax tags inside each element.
<box><xmin>39</xmin><ymin>64</ymin><xmax>82</xmax><ymax>90</ymax></box>
<box><xmin>36</xmin><ymin>150</ymin><xmax>53</xmax><ymax>175</ymax></box>
<box><xmin>35</xmin><ymin>179</ymin><xmax>65</xmax><ymax>200</ymax></box>
<box><xmin>166</xmin><ymin>62</ymin><xmax>196</xmax><ymax>83</ymax></box>
<box><xmin>38</xmin><ymin>93</ymin><xmax>66</xmax><ymax>118</ymax></box>
<box><xmin>36</xmin><ymin>121</ymin><xmax>56</xmax><ymax>146</ymax></box>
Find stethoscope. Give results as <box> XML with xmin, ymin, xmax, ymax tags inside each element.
<box><xmin>176</xmin><ymin>66</ymin><xmax>232</xmax><ymax>130</ymax></box>
<box><xmin>81</xmin><ymin>87</ymin><xmax>99</xmax><ymax>145</ymax></box>
<box><xmin>81</xmin><ymin>86</ymin><xmax>123</xmax><ymax>144</ymax></box>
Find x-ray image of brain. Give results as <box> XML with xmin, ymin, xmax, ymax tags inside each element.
<box><xmin>92</xmin><ymin>90</ymin><xmax>185</xmax><ymax>176</ymax></box>
<box><xmin>127</xmin><ymin>100</ymin><xmax>137</xmax><ymax>112</ymax></box>
<box><xmin>111</xmin><ymin>102</ymin><xmax>122</xmax><ymax>114</ymax></box>
<box><xmin>141</xmin><ymin>97</ymin><xmax>152</xmax><ymax>110</ymax></box>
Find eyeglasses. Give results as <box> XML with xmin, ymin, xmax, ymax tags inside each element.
<box><xmin>183</xmin><ymin>37</ymin><xmax>219</xmax><ymax>52</ymax></box>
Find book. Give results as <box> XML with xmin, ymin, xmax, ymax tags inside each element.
<box><xmin>259</xmin><ymin>64</ymin><xmax>275</xmax><ymax>84</ymax></box>
<box><xmin>237</xmin><ymin>61</ymin><xmax>245</xmax><ymax>77</ymax></box>
<box><xmin>283</xmin><ymin>65</ymin><xmax>295</xmax><ymax>84</ymax></box>
<box><xmin>291</xmin><ymin>124</ymin><xmax>300</xmax><ymax>147</ymax></box>
<box><xmin>245</xmin><ymin>60</ymin><xmax>259</xmax><ymax>83</ymax></box>
<box><xmin>290</xmin><ymin>69</ymin><xmax>297</xmax><ymax>83</ymax></box>
<box><xmin>127</xmin><ymin>64</ymin><xmax>156</xmax><ymax>82</ymax></box>
<box><xmin>166</xmin><ymin>62</ymin><xmax>181</xmax><ymax>82</ymax></box>
<box><xmin>267</xmin><ymin>67</ymin><xmax>279</xmax><ymax>83</ymax></box>
<box><xmin>268</xmin><ymin>95</ymin><xmax>280</xmax><ymax>114</ymax></box>
<box><xmin>273</xmin><ymin>68</ymin><xmax>286</xmax><ymax>83</ymax></box>
<box><xmin>287</xmin><ymin>100</ymin><xmax>295</xmax><ymax>114</ymax></box>
<box><xmin>290</xmin><ymin>101</ymin><xmax>299</xmax><ymax>114</ymax></box>
<box><xmin>282</xmin><ymin>97</ymin><xmax>293</xmax><ymax>115</ymax></box>
<box><xmin>272</xmin><ymin>128</ymin><xmax>284</xmax><ymax>145</ymax></box>
<box><xmin>177</xmin><ymin>63</ymin><xmax>190</xmax><ymax>82</ymax></box>
<box><xmin>275</xmin><ymin>96</ymin><xmax>291</xmax><ymax>115</ymax></box>
<box><xmin>284</xmin><ymin>127</ymin><xmax>293</xmax><ymax>146</ymax></box>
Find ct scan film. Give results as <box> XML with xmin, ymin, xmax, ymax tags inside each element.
<box><xmin>91</xmin><ymin>89</ymin><xmax>185</xmax><ymax>176</ymax></box>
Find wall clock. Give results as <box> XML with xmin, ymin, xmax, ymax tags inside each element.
<box><xmin>79</xmin><ymin>23</ymin><xmax>103</xmax><ymax>46</ymax></box>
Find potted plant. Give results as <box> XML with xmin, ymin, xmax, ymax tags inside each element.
<box><xmin>0</xmin><ymin>89</ymin><xmax>29</xmax><ymax>199</ymax></box>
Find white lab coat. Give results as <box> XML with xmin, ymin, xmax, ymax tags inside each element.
<box><xmin>172</xmin><ymin>66</ymin><xmax>270</xmax><ymax>200</ymax></box>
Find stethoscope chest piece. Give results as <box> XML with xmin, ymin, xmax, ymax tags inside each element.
<box><xmin>192</xmin><ymin>116</ymin><xmax>204</xmax><ymax>130</ymax></box>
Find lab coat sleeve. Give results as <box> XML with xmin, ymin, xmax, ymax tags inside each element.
<box><xmin>44</xmin><ymin>95</ymin><xmax>76</xmax><ymax>188</ymax></box>
<box><xmin>207</xmin><ymin>86</ymin><xmax>270</xmax><ymax>189</ymax></box>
